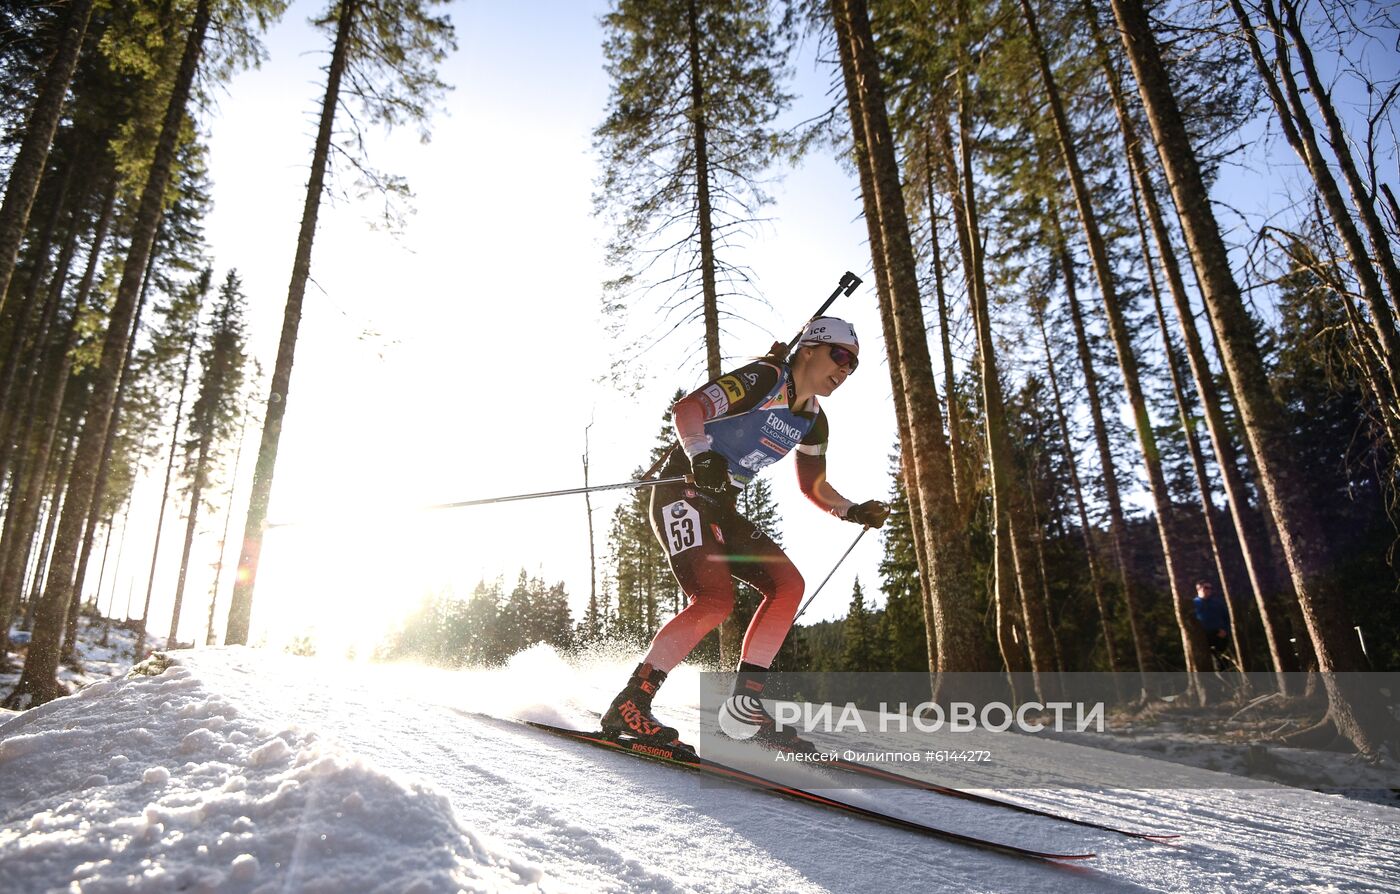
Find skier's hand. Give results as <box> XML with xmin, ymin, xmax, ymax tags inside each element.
<box><xmin>690</xmin><ymin>451</ymin><xmax>731</xmax><ymax>493</ymax></box>
<box><xmin>844</xmin><ymin>499</ymin><xmax>890</xmax><ymax>529</ymax></box>
<box><xmin>762</xmin><ymin>340</ymin><xmax>790</xmax><ymax>363</ymax></box>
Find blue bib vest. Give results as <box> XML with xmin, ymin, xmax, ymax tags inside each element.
<box><xmin>701</xmin><ymin>364</ymin><xmax>818</xmax><ymax>485</ymax></box>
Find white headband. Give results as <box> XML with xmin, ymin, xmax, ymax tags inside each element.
<box><xmin>798</xmin><ymin>316</ymin><xmax>858</xmax><ymax>350</ymax></box>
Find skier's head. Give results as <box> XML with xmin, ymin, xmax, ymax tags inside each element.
<box><xmin>798</xmin><ymin>316</ymin><xmax>859</xmax><ymax>353</ymax></box>
<box><xmin>793</xmin><ymin>316</ymin><xmax>859</xmax><ymax>397</ymax></box>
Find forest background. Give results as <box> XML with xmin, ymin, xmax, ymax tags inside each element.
<box><xmin>0</xmin><ymin>0</ymin><xmax>1396</xmax><ymax>753</ymax></box>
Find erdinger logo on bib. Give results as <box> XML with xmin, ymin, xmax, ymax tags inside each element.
<box><xmin>763</xmin><ymin>412</ymin><xmax>804</xmax><ymax>444</ymax></box>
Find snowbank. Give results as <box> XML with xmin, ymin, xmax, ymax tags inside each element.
<box><xmin>0</xmin><ymin>654</ymin><xmax>543</xmax><ymax>893</ymax></box>
<box><xmin>2</xmin><ymin>636</ymin><xmax>1398</xmax><ymax>893</ymax></box>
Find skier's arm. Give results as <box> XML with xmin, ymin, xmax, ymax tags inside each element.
<box><xmin>794</xmin><ymin>410</ymin><xmax>857</xmax><ymax>517</ymax></box>
<box><xmin>796</xmin><ymin>410</ymin><xmax>890</xmax><ymax>527</ymax></box>
<box><xmin>672</xmin><ymin>394</ymin><xmax>711</xmax><ymax>459</ymax></box>
<box><xmin>795</xmin><ymin>450</ymin><xmax>856</xmax><ymax>518</ymax></box>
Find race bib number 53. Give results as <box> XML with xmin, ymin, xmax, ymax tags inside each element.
<box><xmin>662</xmin><ymin>500</ymin><xmax>702</xmax><ymax>556</ymax></box>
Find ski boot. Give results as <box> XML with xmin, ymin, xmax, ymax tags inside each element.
<box><xmin>718</xmin><ymin>662</ymin><xmax>821</xmax><ymax>754</ymax></box>
<box><xmin>601</xmin><ymin>662</ymin><xmax>681</xmax><ymax>745</ymax></box>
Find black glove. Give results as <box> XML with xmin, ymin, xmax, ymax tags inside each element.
<box><xmin>844</xmin><ymin>499</ymin><xmax>890</xmax><ymax>528</ymax></box>
<box><xmin>690</xmin><ymin>451</ymin><xmax>730</xmax><ymax>493</ymax></box>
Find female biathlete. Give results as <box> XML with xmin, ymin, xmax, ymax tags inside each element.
<box><xmin>600</xmin><ymin>317</ymin><xmax>890</xmax><ymax>750</ymax></box>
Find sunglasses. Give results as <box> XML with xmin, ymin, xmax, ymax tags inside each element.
<box><xmin>828</xmin><ymin>344</ymin><xmax>859</xmax><ymax>372</ymax></box>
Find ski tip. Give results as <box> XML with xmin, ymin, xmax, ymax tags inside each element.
<box><xmin>1050</xmin><ymin>852</ymin><xmax>1097</xmax><ymax>862</ymax></box>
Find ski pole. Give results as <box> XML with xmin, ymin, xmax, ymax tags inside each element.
<box><xmin>425</xmin><ymin>475</ymin><xmax>689</xmax><ymax>511</ymax></box>
<box><xmin>793</xmin><ymin>526</ymin><xmax>869</xmax><ymax>622</ymax></box>
<box><xmin>265</xmin><ymin>475</ymin><xmax>690</xmax><ymax>529</ymax></box>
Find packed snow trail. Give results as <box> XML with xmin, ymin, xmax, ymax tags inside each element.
<box><xmin>0</xmin><ymin>646</ymin><xmax>1395</xmax><ymax>892</ymax></box>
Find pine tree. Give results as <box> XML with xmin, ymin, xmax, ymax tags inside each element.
<box><xmin>829</xmin><ymin>0</ymin><xmax>993</xmax><ymax>690</ymax></box>
<box><xmin>537</xmin><ymin>581</ymin><xmax>574</xmax><ymax>652</ymax></box>
<box><xmin>170</xmin><ymin>269</ymin><xmax>248</xmax><ymax>644</ymax></box>
<box><xmin>499</xmin><ymin>569</ymin><xmax>535</xmax><ymax>657</ymax></box>
<box><xmin>595</xmin><ymin>0</ymin><xmax>795</xmax><ymax>381</ymax></box>
<box><xmin>133</xmin><ymin>268</ymin><xmax>208</xmax><ymax>658</ymax></box>
<box><xmin>7</xmin><ymin>0</ymin><xmax>215</xmax><ymax>708</ymax></box>
<box><xmin>876</xmin><ymin>454</ymin><xmax>929</xmax><ymax>672</ymax></box>
<box><xmin>227</xmin><ymin>0</ymin><xmax>456</xmax><ymax>644</ymax></box>
<box><xmin>461</xmin><ymin>577</ymin><xmax>504</xmax><ymax>665</ymax></box>
<box><xmin>840</xmin><ymin>577</ymin><xmax>880</xmax><ymax>671</ymax></box>
<box><xmin>0</xmin><ymin>0</ymin><xmax>96</xmax><ymax>315</ymax></box>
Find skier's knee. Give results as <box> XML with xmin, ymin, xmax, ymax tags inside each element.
<box><xmin>690</xmin><ymin>587</ymin><xmax>734</xmax><ymax>626</ymax></box>
<box><xmin>781</xmin><ymin>570</ymin><xmax>805</xmax><ymax>611</ymax></box>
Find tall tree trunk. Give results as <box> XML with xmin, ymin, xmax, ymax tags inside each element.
<box><xmin>1048</xmin><ymin>206</ymin><xmax>1154</xmax><ymax>683</ymax></box>
<box><xmin>106</xmin><ymin>499</ymin><xmax>134</xmax><ymax>620</ymax></box>
<box><xmin>929</xmin><ymin>114</ymin><xmax>984</xmax><ymax>527</ymax></box>
<box><xmin>832</xmin><ymin>0</ymin><xmax>992</xmax><ymax>686</ymax></box>
<box><xmin>1134</xmin><ymin>185</ymin><xmax>1250</xmax><ymax>678</ymax></box>
<box><xmin>98</xmin><ymin>500</ymin><xmax>132</xmax><ymax>646</ymax></box>
<box><xmin>93</xmin><ymin>511</ymin><xmax>116</xmax><ymax>647</ymax></box>
<box><xmin>1199</xmin><ymin>297</ymin><xmax>1318</xmax><ymax>676</ymax></box>
<box><xmin>1036</xmin><ymin>308</ymin><xmax>1122</xmax><ymax>676</ymax></box>
<box><xmin>137</xmin><ymin>329</ymin><xmax>198</xmax><ymax>655</ymax></box>
<box><xmin>1020</xmin><ymin>0</ymin><xmax>1207</xmax><ymax>689</ymax></box>
<box><xmin>0</xmin><ymin>182</ymin><xmax>99</xmax><ymax>595</ymax></box>
<box><xmin>69</xmin><ymin>234</ymin><xmax>162</xmax><ymax>636</ymax></box>
<box><xmin>685</xmin><ymin>0</ymin><xmax>742</xmax><ymax>666</ymax></box>
<box><xmin>1083</xmin><ymin>0</ymin><xmax>1297</xmax><ymax>685</ymax></box>
<box><xmin>171</xmin><ymin>436</ymin><xmax>212</xmax><ymax>646</ymax></box>
<box><xmin>9</xmin><ymin>178</ymin><xmax>83</xmax><ymax>458</ymax></box>
<box><xmin>27</xmin><ymin>430</ymin><xmax>77</xmax><ymax>636</ymax></box>
<box><xmin>5</xmin><ymin>0</ymin><xmax>213</xmax><ymax>708</ymax></box>
<box><xmin>831</xmin><ymin>14</ymin><xmax>939</xmax><ymax>679</ymax></box>
<box><xmin>923</xmin><ymin>143</ymin><xmax>967</xmax><ymax>514</ymax></box>
<box><xmin>1111</xmin><ymin>0</ymin><xmax>1393</xmax><ymax>752</ymax></box>
<box><xmin>583</xmin><ymin>424</ymin><xmax>597</xmax><ymax>639</ymax></box>
<box><xmin>1025</xmin><ymin>463</ymin><xmax>1066</xmax><ymax>679</ymax></box>
<box><xmin>685</xmin><ymin>0</ymin><xmax>722</xmax><ymax>381</ymax></box>
<box><xmin>952</xmin><ymin>52</ymin><xmax>1052</xmax><ymax>695</ymax></box>
<box><xmin>91</xmin><ymin>514</ymin><xmax>114</xmax><ymax>615</ymax></box>
<box><xmin>20</xmin><ymin>187</ymin><xmax>115</xmax><ymax>663</ymax></box>
<box><xmin>0</xmin><ymin>163</ymin><xmax>73</xmax><ymax>487</ymax></box>
<box><xmin>207</xmin><ymin>406</ymin><xmax>250</xmax><ymax>645</ymax></box>
<box><xmin>226</xmin><ymin>0</ymin><xmax>357</xmax><ymax>645</ymax></box>
<box><xmin>0</xmin><ymin>0</ymin><xmax>95</xmax><ymax>318</ymax></box>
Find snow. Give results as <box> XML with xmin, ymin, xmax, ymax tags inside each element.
<box><xmin>1</xmin><ymin>630</ymin><xmax>1398</xmax><ymax>892</ymax></box>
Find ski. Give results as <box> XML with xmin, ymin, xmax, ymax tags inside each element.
<box><xmin>521</xmin><ymin>720</ymin><xmax>1096</xmax><ymax>864</ymax></box>
<box><xmin>819</xmin><ymin>755</ymin><xmax>1177</xmax><ymax>841</ymax></box>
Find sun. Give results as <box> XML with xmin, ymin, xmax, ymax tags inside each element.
<box><xmin>247</xmin><ymin>508</ymin><xmax>462</xmax><ymax>659</ymax></box>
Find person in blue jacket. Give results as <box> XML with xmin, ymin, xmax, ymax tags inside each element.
<box><xmin>1192</xmin><ymin>579</ymin><xmax>1232</xmax><ymax>671</ymax></box>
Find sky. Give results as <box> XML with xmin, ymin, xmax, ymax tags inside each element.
<box><xmin>89</xmin><ymin>0</ymin><xmax>1397</xmax><ymax>658</ymax></box>
<box><xmin>99</xmin><ymin>0</ymin><xmax>896</xmax><ymax>655</ymax></box>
